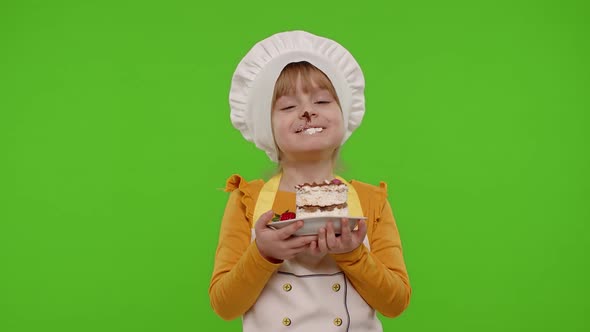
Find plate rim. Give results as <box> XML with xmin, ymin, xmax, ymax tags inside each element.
<box><xmin>268</xmin><ymin>215</ymin><xmax>367</xmax><ymax>228</ymax></box>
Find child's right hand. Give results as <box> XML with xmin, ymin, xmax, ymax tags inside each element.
<box><xmin>254</xmin><ymin>210</ymin><xmax>317</xmax><ymax>263</ymax></box>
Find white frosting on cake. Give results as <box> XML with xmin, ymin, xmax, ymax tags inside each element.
<box><xmin>295</xmin><ymin>181</ymin><xmax>348</xmax><ymax>218</ymax></box>
<box><xmin>295</xmin><ymin>184</ymin><xmax>347</xmax><ymax>207</ymax></box>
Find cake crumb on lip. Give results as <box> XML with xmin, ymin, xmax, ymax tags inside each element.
<box><xmin>302</xmin><ymin>127</ymin><xmax>324</xmax><ymax>135</ymax></box>
<box><xmin>295</xmin><ymin>125</ymin><xmax>326</xmax><ymax>133</ymax></box>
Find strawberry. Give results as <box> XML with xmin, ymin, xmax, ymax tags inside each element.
<box><xmin>331</xmin><ymin>178</ymin><xmax>342</xmax><ymax>185</ymax></box>
<box><xmin>271</xmin><ymin>210</ymin><xmax>296</xmax><ymax>222</ymax></box>
<box><xmin>280</xmin><ymin>211</ymin><xmax>296</xmax><ymax>221</ymax></box>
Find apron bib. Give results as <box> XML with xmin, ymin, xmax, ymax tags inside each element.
<box><xmin>243</xmin><ymin>173</ymin><xmax>382</xmax><ymax>332</ymax></box>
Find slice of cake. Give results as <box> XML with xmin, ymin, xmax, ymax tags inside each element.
<box><xmin>295</xmin><ymin>179</ymin><xmax>348</xmax><ymax>218</ymax></box>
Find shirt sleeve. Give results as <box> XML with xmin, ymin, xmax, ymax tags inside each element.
<box><xmin>330</xmin><ymin>190</ymin><xmax>411</xmax><ymax>318</ymax></box>
<box><xmin>209</xmin><ymin>186</ymin><xmax>281</xmax><ymax>320</ymax></box>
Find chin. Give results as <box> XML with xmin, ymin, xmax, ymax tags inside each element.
<box><xmin>288</xmin><ymin>147</ymin><xmax>338</xmax><ymax>158</ymax></box>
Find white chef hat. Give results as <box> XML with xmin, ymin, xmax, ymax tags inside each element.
<box><xmin>229</xmin><ymin>30</ymin><xmax>366</xmax><ymax>163</ymax></box>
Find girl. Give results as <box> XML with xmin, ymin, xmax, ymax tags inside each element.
<box><xmin>209</xmin><ymin>30</ymin><xmax>411</xmax><ymax>331</ymax></box>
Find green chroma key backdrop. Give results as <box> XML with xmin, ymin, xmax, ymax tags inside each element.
<box><xmin>1</xmin><ymin>0</ymin><xmax>588</xmax><ymax>331</ymax></box>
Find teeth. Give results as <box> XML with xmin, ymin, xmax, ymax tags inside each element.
<box><xmin>304</xmin><ymin>127</ymin><xmax>323</xmax><ymax>135</ymax></box>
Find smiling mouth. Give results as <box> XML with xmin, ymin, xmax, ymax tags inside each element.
<box><xmin>295</xmin><ymin>126</ymin><xmax>326</xmax><ymax>135</ymax></box>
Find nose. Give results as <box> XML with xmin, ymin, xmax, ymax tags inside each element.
<box><xmin>301</xmin><ymin>111</ymin><xmax>311</xmax><ymax>121</ymax></box>
<box><xmin>299</xmin><ymin>107</ymin><xmax>317</xmax><ymax>122</ymax></box>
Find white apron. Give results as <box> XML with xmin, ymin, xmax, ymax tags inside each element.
<box><xmin>243</xmin><ymin>174</ymin><xmax>382</xmax><ymax>332</ymax></box>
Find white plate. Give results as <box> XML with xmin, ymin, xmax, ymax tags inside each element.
<box><xmin>267</xmin><ymin>216</ymin><xmax>367</xmax><ymax>236</ymax></box>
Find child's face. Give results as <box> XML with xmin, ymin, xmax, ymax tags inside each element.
<box><xmin>271</xmin><ymin>75</ymin><xmax>344</xmax><ymax>161</ymax></box>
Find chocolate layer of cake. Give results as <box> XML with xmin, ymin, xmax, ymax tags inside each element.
<box><xmin>295</xmin><ymin>179</ymin><xmax>348</xmax><ymax>218</ymax></box>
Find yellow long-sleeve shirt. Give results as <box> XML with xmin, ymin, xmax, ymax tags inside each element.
<box><xmin>209</xmin><ymin>174</ymin><xmax>411</xmax><ymax>320</ymax></box>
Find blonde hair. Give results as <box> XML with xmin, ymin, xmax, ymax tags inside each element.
<box><xmin>272</xmin><ymin>61</ymin><xmax>341</xmax><ymax>109</ymax></box>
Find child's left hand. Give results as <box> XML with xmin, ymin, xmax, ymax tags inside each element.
<box><xmin>307</xmin><ymin>218</ymin><xmax>367</xmax><ymax>255</ymax></box>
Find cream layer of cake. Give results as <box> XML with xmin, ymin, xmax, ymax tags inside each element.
<box><xmin>295</xmin><ymin>179</ymin><xmax>348</xmax><ymax>218</ymax></box>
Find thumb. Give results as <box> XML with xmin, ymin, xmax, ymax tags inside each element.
<box><xmin>255</xmin><ymin>210</ymin><xmax>275</xmax><ymax>231</ymax></box>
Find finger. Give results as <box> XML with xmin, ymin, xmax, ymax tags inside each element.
<box><xmin>299</xmin><ymin>234</ymin><xmax>319</xmax><ymax>242</ymax></box>
<box><xmin>309</xmin><ymin>240</ymin><xmax>317</xmax><ymax>253</ymax></box>
<box><xmin>318</xmin><ymin>227</ymin><xmax>329</xmax><ymax>252</ymax></box>
<box><xmin>354</xmin><ymin>219</ymin><xmax>368</xmax><ymax>241</ymax></box>
<box><xmin>310</xmin><ymin>240</ymin><xmax>323</xmax><ymax>255</ymax></box>
<box><xmin>286</xmin><ymin>234</ymin><xmax>316</xmax><ymax>248</ymax></box>
<box><xmin>291</xmin><ymin>242</ymin><xmax>311</xmax><ymax>252</ymax></box>
<box><xmin>326</xmin><ymin>221</ymin><xmax>337</xmax><ymax>249</ymax></box>
<box><xmin>277</xmin><ymin>220</ymin><xmax>304</xmax><ymax>240</ymax></box>
<box><xmin>285</xmin><ymin>243</ymin><xmax>312</xmax><ymax>259</ymax></box>
<box><xmin>254</xmin><ymin>210</ymin><xmax>275</xmax><ymax>231</ymax></box>
<box><xmin>340</xmin><ymin>218</ymin><xmax>352</xmax><ymax>244</ymax></box>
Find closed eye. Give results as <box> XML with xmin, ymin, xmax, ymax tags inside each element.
<box><xmin>280</xmin><ymin>105</ymin><xmax>296</xmax><ymax>111</ymax></box>
<box><xmin>315</xmin><ymin>101</ymin><xmax>331</xmax><ymax>104</ymax></box>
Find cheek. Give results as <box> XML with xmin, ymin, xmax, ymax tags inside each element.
<box><xmin>329</xmin><ymin>112</ymin><xmax>346</xmax><ymax>138</ymax></box>
<box><xmin>271</xmin><ymin>114</ymin><xmax>288</xmax><ymax>144</ymax></box>
<box><xmin>327</xmin><ymin>111</ymin><xmax>344</xmax><ymax>126</ymax></box>
<box><xmin>271</xmin><ymin>117</ymin><xmax>279</xmax><ymax>138</ymax></box>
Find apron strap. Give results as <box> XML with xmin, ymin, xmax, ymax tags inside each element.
<box><xmin>252</xmin><ymin>173</ymin><xmax>282</xmax><ymax>227</ymax></box>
